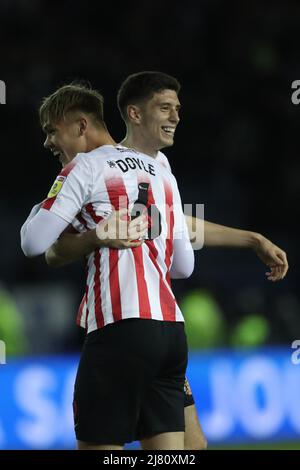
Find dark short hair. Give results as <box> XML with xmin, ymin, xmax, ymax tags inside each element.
<box><xmin>39</xmin><ymin>83</ymin><xmax>104</xmax><ymax>127</ymax></box>
<box><xmin>117</xmin><ymin>71</ymin><xmax>181</xmax><ymax>121</ymax></box>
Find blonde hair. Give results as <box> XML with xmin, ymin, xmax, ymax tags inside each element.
<box><xmin>39</xmin><ymin>83</ymin><xmax>104</xmax><ymax>126</ymax></box>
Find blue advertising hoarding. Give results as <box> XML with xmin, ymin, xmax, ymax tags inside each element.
<box><xmin>0</xmin><ymin>347</ymin><xmax>299</xmax><ymax>449</ymax></box>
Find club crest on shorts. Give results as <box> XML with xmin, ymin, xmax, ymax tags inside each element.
<box><xmin>184</xmin><ymin>378</ymin><xmax>192</xmax><ymax>396</ymax></box>
<box><xmin>47</xmin><ymin>175</ymin><xmax>66</xmax><ymax>198</ymax></box>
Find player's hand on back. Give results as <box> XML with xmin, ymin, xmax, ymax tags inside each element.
<box><xmin>95</xmin><ymin>208</ymin><xmax>148</xmax><ymax>249</ymax></box>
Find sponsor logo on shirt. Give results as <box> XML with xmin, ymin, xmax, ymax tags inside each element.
<box><xmin>47</xmin><ymin>175</ymin><xmax>66</xmax><ymax>198</ymax></box>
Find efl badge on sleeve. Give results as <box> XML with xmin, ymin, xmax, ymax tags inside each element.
<box><xmin>47</xmin><ymin>175</ymin><xmax>66</xmax><ymax>198</ymax></box>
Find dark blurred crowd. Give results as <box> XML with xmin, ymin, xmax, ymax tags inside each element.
<box><xmin>0</xmin><ymin>0</ymin><xmax>299</xmax><ymax>352</ymax></box>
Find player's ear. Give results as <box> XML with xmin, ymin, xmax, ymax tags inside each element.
<box><xmin>127</xmin><ymin>105</ymin><xmax>142</xmax><ymax>124</ymax></box>
<box><xmin>78</xmin><ymin>117</ymin><xmax>88</xmax><ymax>135</ymax></box>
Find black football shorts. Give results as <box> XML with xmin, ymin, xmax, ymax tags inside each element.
<box><xmin>73</xmin><ymin>318</ymin><xmax>188</xmax><ymax>445</ymax></box>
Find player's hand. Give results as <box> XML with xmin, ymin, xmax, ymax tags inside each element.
<box><xmin>254</xmin><ymin>235</ymin><xmax>288</xmax><ymax>281</ymax></box>
<box><xmin>95</xmin><ymin>208</ymin><xmax>148</xmax><ymax>249</ymax></box>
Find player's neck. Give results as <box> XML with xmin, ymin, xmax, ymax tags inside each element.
<box><xmin>87</xmin><ymin>127</ymin><xmax>117</xmax><ymax>152</ymax></box>
<box><xmin>121</xmin><ymin>135</ymin><xmax>158</xmax><ymax>159</ymax></box>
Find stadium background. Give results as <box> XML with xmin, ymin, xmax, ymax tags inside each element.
<box><xmin>0</xmin><ymin>0</ymin><xmax>299</xmax><ymax>449</ymax></box>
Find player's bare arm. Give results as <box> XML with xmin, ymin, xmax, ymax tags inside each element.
<box><xmin>45</xmin><ymin>208</ymin><xmax>148</xmax><ymax>267</ymax></box>
<box><xmin>46</xmin><ymin>212</ymin><xmax>288</xmax><ymax>281</ymax></box>
<box><xmin>186</xmin><ymin>216</ymin><xmax>288</xmax><ymax>281</ymax></box>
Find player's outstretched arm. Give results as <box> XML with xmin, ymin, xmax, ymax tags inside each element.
<box><xmin>45</xmin><ymin>208</ymin><xmax>148</xmax><ymax>268</ymax></box>
<box><xmin>185</xmin><ymin>216</ymin><xmax>288</xmax><ymax>281</ymax></box>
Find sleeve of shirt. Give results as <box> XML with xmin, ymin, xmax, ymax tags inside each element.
<box><xmin>171</xmin><ymin>176</ymin><xmax>188</xmax><ymax>238</ymax></box>
<box><xmin>170</xmin><ymin>238</ymin><xmax>194</xmax><ymax>279</ymax></box>
<box><xmin>21</xmin><ymin>208</ymin><xmax>70</xmax><ymax>257</ymax></box>
<box><xmin>41</xmin><ymin>154</ymin><xmax>93</xmax><ymax>223</ymax></box>
<box><xmin>22</xmin><ymin>201</ymin><xmax>43</xmax><ymax>227</ymax></box>
<box><xmin>170</xmin><ymin>176</ymin><xmax>194</xmax><ymax>278</ymax></box>
<box><xmin>70</xmin><ymin>217</ymin><xmax>87</xmax><ymax>233</ymax></box>
<box><xmin>21</xmin><ymin>154</ymin><xmax>93</xmax><ymax>257</ymax></box>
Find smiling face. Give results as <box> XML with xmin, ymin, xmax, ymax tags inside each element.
<box><xmin>138</xmin><ymin>89</ymin><xmax>181</xmax><ymax>152</ymax></box>
<box><xmin>40</xmin><ymin>83</ymin><xmax>105</xmax><ymax>166</ymax></box>
<box><xmin>43</xmin><ymin>116</ymin><xmax>86</xmax><ymax>167</ymax></box>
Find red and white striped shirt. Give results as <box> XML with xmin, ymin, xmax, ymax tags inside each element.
<box><xmin>156</xmin><ymin>151</ymin><xmax>172</xmax><ymax>172</ymax></box>
<box><xmin>42</xmin><ymin>145</ymin><xmax>190</xmax><ymax>333</ymax></box>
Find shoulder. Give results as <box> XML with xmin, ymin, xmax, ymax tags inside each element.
<box><xmin>156</xmin><ymin>151</ymin><xmax>172</xmax><ymax>173</ymax></box>
<box><xmin>74</xmin><ymin>146</ymin><xmax>111</xmax><ymax>173</ymax></box>
<box><xmin>84</xmin><ymin>144</ymin><xmax>135</xmax><ymax>163</ymax></box>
